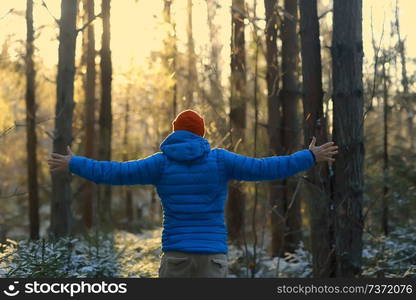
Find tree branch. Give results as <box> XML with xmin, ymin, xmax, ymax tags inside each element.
<box><xmin>318</xmin><ymin>9</ymin><xmax>333</xmax><ymax>20</ymax></box>
<box><xmin>0</xmin><ymin>8</ymin><xmax>14</xmax><ymax>21</ymax></box>
<box><xmin>41</xmin><ymin>0</ymin><xmax>60</xmax><ymax>26</ymax></box>
<box><xmin>361</xmin><ymin>8</ymin><xmax>385</xmax><ymax>129</ymax></box>
<box><xmin>76</xmin><ymin>13</ymin><xmax>102</xmax><ymax>34</ymax></box>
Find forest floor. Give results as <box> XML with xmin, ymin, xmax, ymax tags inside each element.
<box><xmin>1</xmin><ymin>226</ymin><xmax>415</xmax><ymax>278</ymax></box>
<box><xmin>78</xmin><ymin>228</ymin><xmax>316</xmax><ymax>278</ymax></box>
<box><xmin>115</xmin><ymin>229</ymin><xmax>161</xmax><ymax>278</ymax></box>
<box><xmin>113</xmin><ymin>228</ymin><xmax>313</xmax><ymax>278</ymax></box>
<box><xmin>114</xmin><ymin>226</ymin><xmax>416</xmax><ymax>278</ymax></box>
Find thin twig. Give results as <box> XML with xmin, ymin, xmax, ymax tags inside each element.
<box><xmin>318</xmin><ymin>9</ymin><xmax>332</xmax><ymax>20</ymax></box>
<box><xmin>41</xmin><ymin>0</ymin><xmax>60</xmax><ymax>26</ymax></box>
<box><xmin>0</xmin><ymin>8</ymin><xmax>14</xmax><ymax>21</ymax></box>
<box><xmin>362</xmin><ymin>9</ymin><xmax>385</xmax><ymax>123</ymax></box>
<box><xmin>76</xmin><ymin>13</ymin><xmax>102</xmax><ymax>34</ymax></box>
<box><xmin>0</xmin><ymin>184</ymin><xmax>51</xmax><ymax>199</ymax></box>
<box><xmin>0</xmin><ymin>115</ymin><xmax>56</xmax><ymax>139</ymax></box>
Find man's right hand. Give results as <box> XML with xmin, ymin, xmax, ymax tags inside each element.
<box><xmin>308</xmin><ymin>137</ymin><xmax>338</xmax><ymax>163</ymax></box>
<box><xmin>47</xmin><ymin>146</ymin><xmax>74</xmax><ymax>172</ymax></box>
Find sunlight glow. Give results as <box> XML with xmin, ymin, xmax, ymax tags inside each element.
<box><xmin>0</xmin><ymin>0</ymin><xmax>415</xmax><ymax>84</ymax></box>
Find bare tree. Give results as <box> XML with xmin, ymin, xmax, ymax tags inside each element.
<box><xmin>123</xmin><ymin>96</ymin><xmax>133</xmax><ymax>229</ymax></box>
<box><xmin>206</xmin><ymin>0</ymin><xmax>226</xmax><ymax>133</ymax></box>
<box><xmin>206</xmin><ymin>0</ymin><xmax>223</xmax><ymax>103</ymax></box>
<box><xmin>250</xmin><ymin>0</ymin><xmax>260</xmax><ymax>277</ymax></box>
<box><xmin>163</xmin><ymin>0</ymin><xmax>178</xmax><ymax>119</ymax></box>
<box><xmin>186</xmin><ymin>0</ymin><xmax>197</xmax><ymax>107</ymax></box>
<box><xmin>264</xmin><ymin>0</ymin><xmax>283</xmax><ymax>257</ymax></box>
<box><xmin>332</xmin><ymin>0</ymin><xmax>364</xmax><ymax>277</ymax></box>
<box><xmin>227</xmin><ymin>0</ymin><xmax>247</xmax><ymax>244</ymax></box>
<box><xmin>299</xmin><ymin>0</ymin><xmax>335</xmax><ymax>277</ymax></box>
<box><xmin>381</xmin><ymin>51</ymin><xmax>390</xmax><ymax>236</ymax></box>
<box><xmin>279</xmin><ymin>0</ymin><xmax>301</xmax><ymax>253</ymax></box>
<box><xmin>394</xmin><ymin>0</ymin><xmax>413</xmax><ymax>150</ymax></box>
<box><xmin>98</xmin><ymin>0</ymin><xmax>113</xmax><ymax>229</ymax></box>
<box><xmin>25</xmin><ymin>0</ymin><xmax>40</xmax><ymax>240</ymax></box>
<box><xmin>81</xmin><ymin>0</ymin><xmax>96</xmax><ymax>230</ymax></box>
<box><xmin>50</xmin><ymin>0</ymin><xmax>77</xmax><ymax>237</ymax></box>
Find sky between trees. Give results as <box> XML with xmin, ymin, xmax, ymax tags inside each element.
<box><xmin>1</xmin><ymin>0</ymin><xmax>415</xmax><ymax>81</ymax></box>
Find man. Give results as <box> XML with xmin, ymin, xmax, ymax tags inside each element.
<box><xmin>48</xmin><ymin>110</ymin><xmax>338</xmax><ymax>278</ymax></box>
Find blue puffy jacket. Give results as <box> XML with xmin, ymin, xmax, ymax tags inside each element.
<box><xmin>69</xmin><ymin>130</ymin><xmax>316</xmax><ymax>254</ymax></box>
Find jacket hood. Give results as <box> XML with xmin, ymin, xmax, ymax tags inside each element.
<box><xmin>160</xmin><ymin>130</ymin><xmax>211</xmax><ymax>162</ymax></box>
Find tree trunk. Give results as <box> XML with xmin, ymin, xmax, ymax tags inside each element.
<box><xmin>163</xmin><ymin>0</ymin><xmax>178</xmax><ymax>120</ymax></box>
<box><xmin>98</xmin><ymin>0</ymin><xmax>113</xmax><ymax>229</ymax></box>
<box><xmin>206</xmin><ymin>0</ymin><xmax>222</xmax><ymax>101</ymax></box>
<box><xmin>250</xmin><ymin>0</ymin><xmax>260</xmax><ymax>277</ymax></box>
<box><xmin>206</xmin><ymin>0</ymin><xmax>226</xmax><ymax>132</ymax></box>
<box><xmin>381</xmin><ymin>56</ymin><xmax>389</xmax><ymax>236</ymax></box>
<box><xmin>123</xmin><ymin>96</ymin><xmax>133</xmax><ymax>229</ymax></box>
<box><xmin>150</xmin><ymin>188</ymin><xmax>158</xmax><ymax>222</ymax></box>
<box><xmin>227</xmin><ymin>0</ymin><xmax>247</xmax><ymax>245</ymax></box>
<box><xmin>394</xmin><ymin>1</ymin><xmax>413</xmax><ymax>150</ymax></box>
<box><xmin>299</xmin><ymin>0</ymin><xmax>335</xmax><ymax>277</ymax></box>
<box><xmin>264</xmin><ymin>0</ymin><xmax>284</xmax><ymax>257</ymax></box>
<box><xmin>280</xmin><ymin>0</ymin><xmax>301</xmax><ymax>253</ymax></box>
<box><xmin>50</xmin><ymin>0</ymin><xmax>77</xmax><ymax>237</ymax></box>
<box><xmin>186</xmin><ymin>0</ymin><xmax>197</xmax><ymax>107</ymax></box>
<box><xmin>82</xmin><ymin>0</ymin><xmax>96</xmax><ymax>230</ymax></box>
<box><xmin>331</xmin><ymin>0</ymin><xmax>364</xmax><ymax>277</ymax></box>
<box><xmin>25</xmin><ymin>0</ymin><xmax>40</xmax><ymax>240</ymax></box>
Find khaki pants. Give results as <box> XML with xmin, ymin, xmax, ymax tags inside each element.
<box><xmin>158</xmin><ymin>251</ymin><xmax>228</xmax><ymax>278</ymax></box>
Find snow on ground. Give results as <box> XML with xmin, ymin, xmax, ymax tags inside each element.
<box><xmin>1</xmin><ymin>226</ymin><xmax>415</xmax><ymax>278</ymax></box>
<box><xmin>116</xmin><ymin>229</ymin><xmax>314</xmax><ymax>278</ymax></box>
<box><xmin>115</xmin><ymin>229</ymin><xmax>314</xmax><ymax>278</ymax></box>
<box><xmin>114</xmin><ymin>229</ymin><xmax>162</xmax><ymax>278</ymax></box>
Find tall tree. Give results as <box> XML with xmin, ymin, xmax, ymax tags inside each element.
<box><xmin>279</xmin><ymin>0</ymin><xmax>301</xmax><ymax>253</ymax></box>
<box><xmin>206</xmin><ymin>0</ymin><xmax>222</xmax><ymax>103</ymax></box>
<box><xmin>82</xmin><ymin>0</ymin><xmax>96</xmax><ymax>229</ymax></box>
<box><xmin>394</xmin><ymin>0</ymin><xmax>413</xmax><ymax>150</ymax></box>
<box><xmin>123</xmin><ymin>95</ymin><xmax>133</xmax><ymax>229</ymax></box>
<box><xmin>264</xmin><ymin>0</ymin><xmax>283</xmax><ymax>257</ymax></box>
<box><xmin>163</xmin><ymin>0</ymin><xmax>178</xmax><ymax>119</ymax></box>
<box><xmin>299</xmin><ymin>0</ymin><xmax>335</xmax><ymax>277</ymax></box>
<box><xmin>206</xmin><ymin>0</ymin><xmax>226</xmax><ymax>132</ymax></box>
<box><xmin>250</xmin><ymin>0</ymin><xmax>260</xmax><ymax>278</ymax></box>
<box><xmin>186</xmin><ymin>0</ymin><xmax>197</xmax><ymax>107</ymax></box>
<box><xmin>50</xmin><ymin>0</ymin><xmax>77</xmax><ymax>237</ymax></box>
<box><xmin>98</xmin><ymin>0</ymin><xmax>113</xmax><ymax>228</ymax></box>
<box><xmin>227</xmin><ymin>0</ymin><xmax>247</xmax><ymax>244</ymax></box>
<box><xmin>332</xmin><ymin>0</ymin><xmax>364</xmax><ymax>277</ymax></box>
<box><xmin>381</xmin><ymin>52</ymin><xmax>390</xmax><ymax>236</ymax></box>
<box><xmin>25</xmin><ymin>0</ymin><xmax>40</xmax><ymax>240</ymax></box>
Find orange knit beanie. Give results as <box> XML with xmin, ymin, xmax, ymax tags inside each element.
<box><xmin>172</xmin><ymin>110</ymin><xmax>205</xmax><ymax>137</ymax></box>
